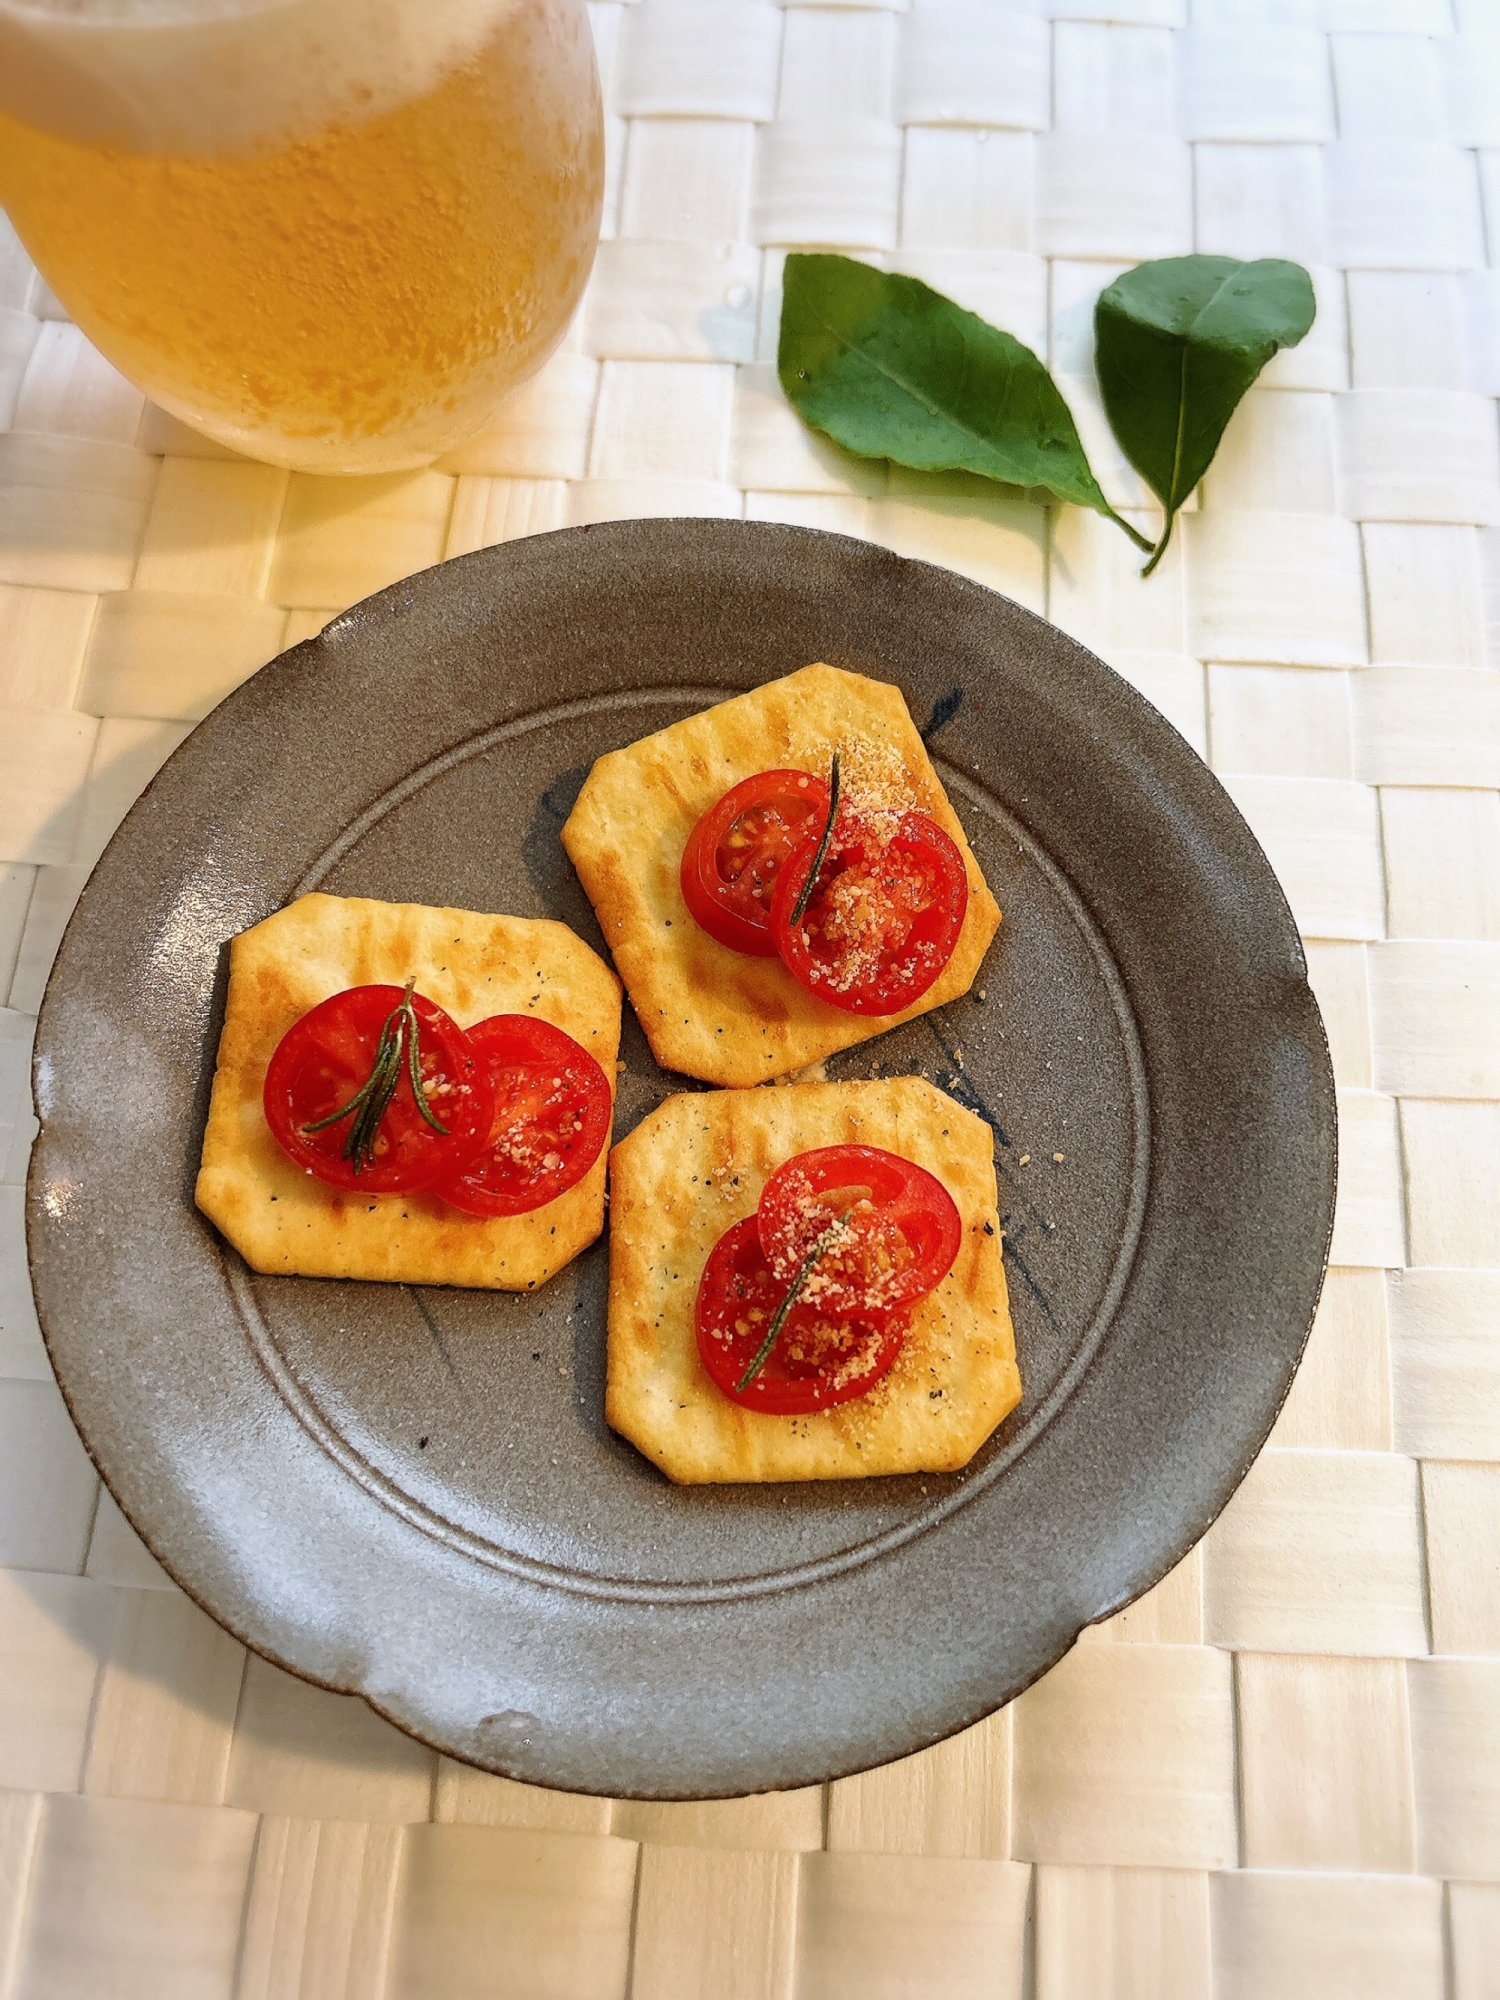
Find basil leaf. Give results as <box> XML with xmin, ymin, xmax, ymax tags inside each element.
<box><xmin>778</xmin><ymin>252</ymin><xmax>1151</xmax><ymax>554</ymax></box>
<box><xmin>1094</xmin><ymin>256</ymin><xmax>1316</xmax><ymax>575</ymax></box>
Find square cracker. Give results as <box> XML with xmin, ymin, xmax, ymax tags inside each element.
<box><xmin>606</xmin><ymin>1077</ymin><xmax>1021</xmax><ymax>1483</ymax></box>
<box><xmin>561</xmin><ymin>663</ymin><xmax>1001</xmax><ymax>1086</ymax></box>
<box><xmin>195</xmin><ymin>893</ymin><xmax>621</xmax><ymax>1290</ymax></box>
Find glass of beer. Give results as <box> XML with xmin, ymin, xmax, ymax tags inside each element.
<box><xmin>0</xmin><ymin>0</ymin><xmax>604</xmax><ymax>473</ymax></box>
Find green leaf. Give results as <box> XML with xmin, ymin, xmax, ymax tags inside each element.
<box><xmin>777</xmin><ymin>252</ymin><xmax>1151</xmax><ymax>553</ymax></box>
<box><xmin>1094</xmin><ymin>256</ymin><xmax>1316</xmax><ymax>576</ymax></box>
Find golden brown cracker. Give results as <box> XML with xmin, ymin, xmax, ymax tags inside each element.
<box><xmin>606</xmin><ymin>1077</ymin><xmax>1021</xmax><ymax>1482</ymax></box>
<box><xmin>561</xmin><ymin>664</ymin><xmax>1001</xmax><ymax>1086</ymax></box>
<box><xmin>195</xmin><ymin>893</ymin><xmax>621</xmax><ymax>1289</ymax></box>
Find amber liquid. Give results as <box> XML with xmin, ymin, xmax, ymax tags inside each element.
<box><xmin>0</xmin><ymin>4</ymin><xmax>603</xmax><ymax>470</ymax></box>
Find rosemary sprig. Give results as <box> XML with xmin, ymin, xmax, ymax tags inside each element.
<box><xmin>737</xmin><ymin>1217</ymin><xmax>846</xmax><ymax>1392</ymax></box>
<box><xmin>301</xmin><ymin>977</ymin><xmax>449</xmax><ymax>1174</ymax></box>
<box><xmin>789</xmin><ymin>750</ymin><xmax>841</xmax><ymax>929</ymax></box>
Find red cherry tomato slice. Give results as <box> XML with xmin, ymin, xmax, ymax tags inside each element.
<box><xmin>756</xmin><ymin>1144</ymin><xmax>962</xmax><ymax>1318</ymax></box>
<box><xmin>263</xmin><ymin>984</ymin><xmax>494</xmax><ymax>1194</ymax></box>
<box><xmin>771</xmin><ymin>808</ymin><xmax>968</xmax><ymax>1014</ymax></box>
<box><xmin>680</xmin><ymin>768</ymin><xmax>831</xmax><ymax>956</ymax></box>
<box><xmin>429</xmin><ymin>1015</ymin><xmax>613</xmax><ymax>1218</ymax></box>
<box><xmin>695</xmin><ymin>1215</ymin><xmax>909</xmax><ymax>1415</ymax></box>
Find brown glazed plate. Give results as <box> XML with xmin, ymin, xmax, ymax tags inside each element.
<box><xmin>27</xmin><ymin>520</ymin><xmax>1335</xmax><ymax>1799</ymax></box>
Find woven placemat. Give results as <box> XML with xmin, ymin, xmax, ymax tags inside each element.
<box><xmin>2</xmin><ymin>2</ymin><xmax>1498</xmax><ymax>1995</ymax></box>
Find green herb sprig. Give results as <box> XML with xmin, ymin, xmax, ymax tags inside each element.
<box><xmin>737</xmin><ymin>1218</ymin><xmax>847</xmax><ymax>1393</ymax></box>
<box><xmin>301</xmin><ymin>977</ymin><xmax>449</xmax><ymax>1174</ymax></box>
<box><xmin>789</xmin><ymin>750</ymin><xmax>841</xmax><ymax>930</ymax></box>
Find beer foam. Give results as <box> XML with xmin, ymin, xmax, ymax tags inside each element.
<box><xmin>0</xmin><ymin>0</ymin><xmax>529</xmax><ymax>153</ymax></box>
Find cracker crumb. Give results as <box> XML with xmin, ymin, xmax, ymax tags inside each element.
<box><xmin>772</xmin><ymin>1059</ymin><xmax>829</xmax><ymax>1087</ymax></box>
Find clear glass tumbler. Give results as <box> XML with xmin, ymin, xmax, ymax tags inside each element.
<box><xmin>0</xmin><ymin>0</ymin><xmax>604</xmax><ymax>472</ymax></box>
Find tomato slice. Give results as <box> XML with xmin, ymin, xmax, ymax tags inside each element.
<box><xmin>771</xmin><ymin>808</ymin><xmax>968</xmax><ymax>1014</ymax></box>
<box><xmin>695</xmin><ymin>1215</ymin><xmax>909</xmax><ymax>1415</ymax></box>
<box><xmin>756</xmin><ymin>1144</ymin><xmax>962</xmax><ymax>1318</ymax></box>
<box><xmin>263</xmin><ymin>984</ymin><xmax>494</xmax><ymax>1194</ymax></box>
<box><xmin>680</xmin><ymin>768</ymin><xmax>831</xmax><ymax>956</ymax></box>
<box><xmin>429</xmin><ymin>1015</ymin><xmax>613</xmax><ymax>1218</ymax></box>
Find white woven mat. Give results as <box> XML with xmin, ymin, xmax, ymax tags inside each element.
<box><xmin>3</xmin><ymin>2</ymin><xmax>1499</xmax><ymax>1995</ymax></box>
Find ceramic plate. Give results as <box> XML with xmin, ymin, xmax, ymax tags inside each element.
<box><xmin>27</xmin><ymin>520</ymin><xmax>1335</xmax><ymax>1798</ymax></box>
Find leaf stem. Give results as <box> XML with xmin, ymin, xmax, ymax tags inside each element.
<box><xmin>1139</xmin><ymin>511</ymin><xmax>1177</xmax><ymax>579</ymax></box>
<box><xmin>789</xmin><ymin>751</ymin><xmax>841</xmax><ymax>929</ymax></box>
<box><xmin>1104</xmin><ymin>505</ymin><xmax>1155</xmax><ymax>555</ymax></box>
<box><xmin>736</xmin><ymin>1219</ymin><xmax>846</xmax><ymax>1392</ymax></box>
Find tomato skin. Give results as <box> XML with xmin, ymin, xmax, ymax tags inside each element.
<box><xmin>429</xmin><ymin>1015</ymin><xmax>613</xmax><ymax>1218</ymax></box>
<box><xmin>263</xmin><ymin>985</ymin><xmax>494</xmax><ymax>1194</ymax></box>
<box><xmin>756</xmin><ymin>1143</ymin><xmax>962</xmax><ymax>1318</ymax></box>
<box><xmin>680</xmin><ymin>769</ymin><xmax>831</xmax><ymax>956</ymax></box>
<box><xmin>771</xmin><ymin>809</ymin><xmax>968</xmax><ymax>1015</ymax></box>
<box><xmin>694</xmin><ymin>1216</ymin><xmax>909</xmax><ymax>1415</ymax></box>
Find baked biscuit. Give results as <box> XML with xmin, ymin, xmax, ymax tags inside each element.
<box><xmin>195</xmin><ymin>893</ymin><xmax>621</xmax><ymax>1289</ymax></box>
<box><xmin>606</xmin><ymin>1078</ymin><xmax>1021</xmax><ymax>1482</ymax></box>
<box><xmin>561</xmin><ymin>664</ymin><xmax>1001</xmax><ymax>1086</ymax></box>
